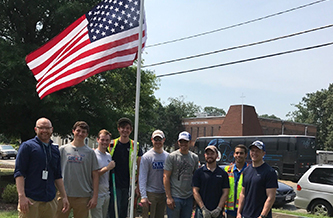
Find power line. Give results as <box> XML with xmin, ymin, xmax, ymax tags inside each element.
<box><xmin>143</xmin><ymin>24</ymin><xmax>333</xmax><ymax>68</ymax></box>
<box><xmin>146</xmin><ymin>0</ymin><xmax>327</xmax><ymax>48</ymax></box>
<box><xmin>156</xmin><ymin>42</ymin><xmax>333</xmax><ymax>78</ymax></box>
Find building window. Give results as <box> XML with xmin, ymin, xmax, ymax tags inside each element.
<box><xmin>197</xmin><ymin>127</ymin><xmax>199</xmax><ymax>138</ymax></box>
<box><xmin>211</xmin><ymin>127</ymin><xmax>214</xmax><ymax>136</ymax></box>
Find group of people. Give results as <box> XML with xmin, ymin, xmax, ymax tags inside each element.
<box><xmin>14</xmin><ymin>116</ymin><xmax>278</xmax><ymax>218</ymax></box>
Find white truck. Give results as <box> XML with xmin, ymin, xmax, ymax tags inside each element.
<box><xmin>316</xmin><ymin>150</ymin><xmax>333</xmax><ymax>164</ymax></box>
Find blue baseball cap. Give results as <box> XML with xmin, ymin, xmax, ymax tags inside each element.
<box><xmin>249</xmin><ymin>140</ymin><xmax>265</xmax><ymax>151</ymax></box>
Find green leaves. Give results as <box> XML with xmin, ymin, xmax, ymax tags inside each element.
<box><xmin>288</xmin><ymin>83</ymin><xmax>333</xmax><ymax>150</ymax></box>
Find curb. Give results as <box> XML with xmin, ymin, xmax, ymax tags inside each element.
<box><xmin>273</xmin><ymin>212</ymin><xmax>307</xmax><ymax>218</ymax></box>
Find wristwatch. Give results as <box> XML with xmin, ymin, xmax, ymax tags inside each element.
<box><xmin>260</xmin><ymin>215</ymin><xmax>267</xmax><ymax>218</ymax></box>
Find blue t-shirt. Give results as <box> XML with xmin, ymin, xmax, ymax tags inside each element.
<box><xmin>242</xmin><ymin>162</ymin><xmax>278</xmax><ymax>218</ymax></box>
<box><xmin>192</xmin><ymin>164</ymin><xmax>230</xmax><ymax>210</ymax></box>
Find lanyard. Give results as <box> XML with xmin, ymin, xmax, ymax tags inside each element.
<box><xmin>42</xmin><ymin>143</ymin><xmax>52</xmax><ymax>170</ymax></box>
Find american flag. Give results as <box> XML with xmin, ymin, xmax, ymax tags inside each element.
<box><xmin>26</xmin><ymin>0</ymin><xmax>146</xmax><ymax>99</ymax></box>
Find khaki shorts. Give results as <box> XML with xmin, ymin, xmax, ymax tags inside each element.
<box><xmin>18</xmin><ymin>197</ymin><xmax>57</xmax><ymax>218</ymax></box>
<box><xmin>56</xmin><ymin>196</ymin><xmax>90</xmax><ymax>218</ymax></box>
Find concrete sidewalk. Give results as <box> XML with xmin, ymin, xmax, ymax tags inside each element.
<box><xmin>273</xmin><ymin>212</ymin><xmax>308</xmax><ymax>218</ymax></box>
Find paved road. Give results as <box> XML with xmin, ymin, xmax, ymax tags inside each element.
<box><xmin>0</xmin><ymin>158</ymin><xmax>15</xmax><ymax>166</ymax></box>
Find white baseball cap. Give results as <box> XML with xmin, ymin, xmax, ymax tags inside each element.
<box><xmin>152</xmin><ymin>130</ymin><xmax>165</xmax><ymax>139</ymax></box>
<box><xmin>178</xmin><ymin>131</ymin><xmax>191</xmax><ymax>141</ymax></box>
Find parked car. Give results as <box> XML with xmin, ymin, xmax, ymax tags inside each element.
<box><xmin>294</xmin><ymin>164</ymin><xmax>333</xmax><ymax>217</ymax></box>
<box><xmin>273</xmin><ymin>181</ymin><xmax>296</xmax><ymax>207</ymax></box>
<box><xmin>0</xmin><ymin>144</ymin><xmax>17</xmax><ymax>159</ymax></box>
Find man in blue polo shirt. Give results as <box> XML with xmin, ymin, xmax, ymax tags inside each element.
<box><xmin>14</xmin><ymin>117</ymin><xmax>69</xmax><ymax>218</ymax></box>
<box><xmin>193</xmin><ymin>145</ymin><xmax>229</xmax><ymax>218</ymax></box>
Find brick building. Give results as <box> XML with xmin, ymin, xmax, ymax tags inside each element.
<box><xmin>183</xmin><ymin>104</ymin><xmax>316</xmax><ymax>144</ymax></box>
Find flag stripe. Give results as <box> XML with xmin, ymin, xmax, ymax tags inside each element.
<box><xmin>34</xmin><ymin>30</ymin><xmax>90</xmax><ymax>81</ymax></box>
<box><xmin>36</xmin><ymin>45</ymin><xmax>139</xmax><ymax>93</ymax></box>
<box><xmin>26</xmin><ymin>16</ymin><xmax>87</xmax><ymax>70</ymax></box>
<box><xmin>39</xmin><ymin>58</ymin><xmax>134</xmax><ymax>99</ymax></box>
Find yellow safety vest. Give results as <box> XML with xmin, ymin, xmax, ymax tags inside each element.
<box><xmin>109</xmin><ymin>137</ymin><xmax>139</xmax><ymax>180</ymax></box>
<box><xmin>224</xmin><ymin>163</ymin><xmax>248</xmax><ymax>210</ymax></box>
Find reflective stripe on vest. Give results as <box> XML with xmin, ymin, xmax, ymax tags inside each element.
<box><xmin>109</xmin><ymin>137</ymin><xmax>139</xmax><ymax>180</ymax></box>
<box><xmin>224</xmin><ymin>164</ymin><xmax>246</xmax><ymax>210</ymax></box>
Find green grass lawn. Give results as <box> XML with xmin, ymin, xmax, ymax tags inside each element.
<box><xmin>273</xmin><ymin>208</ymin><xmax>329</xmax><ymax>218</ymax></box>
<box><xmin>0</xmin><ymin>168</ymin><xmax>14</xmax><ymax>176</ymax></box>
<box><xmin>0</xmin><ymin>210</ymin><xmax>16</xmax><ymax>218</ymax></box>
<box><xmin>0</xmin><ymin>209</ymin><xmax>76</xmax><ymax>218</ymax></box>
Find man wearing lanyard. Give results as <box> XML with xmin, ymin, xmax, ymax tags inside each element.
<box><xmin>224</xmin><ymin>144</ymin><xmax>248</xmax><ymax>218</ymax></box>
<box><xmin>14</xmin><ymin>117</ymin><xmax>69</xmax><ymax>218</ymax></box>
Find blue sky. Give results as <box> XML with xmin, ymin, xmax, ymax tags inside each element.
<box><xmin>141</xmin><ymin>0</ymin><xmax>333</xmax><ymax>119</ymax></box>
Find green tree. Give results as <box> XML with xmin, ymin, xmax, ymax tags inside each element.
<box><xmin>145</xmin><ymin>96</ymin><xmax>201</xmax><ymax>151</ymax></box>
<box><xmin>287</xmin><ymin>84</ymin><xmax>333</xmax><ymax>150</ymax></box>
<box><xmin>167</xmin><ymin>96</ymin><xmax>202</xmax><ymax>118</ymax></box>
<box><xmin>0</xmin><ymin>0</ymin><xmax>159</xmax><ymax>142</ymax></box>
<box><xmin>204</xmin><ymin>106</ymin><xmax>226</xmax><ymax>116</ymax></box>
<box><xmin>259</xmin><ymin>114</ymin><xmax>281</xmax><ymax>120</ymax></box>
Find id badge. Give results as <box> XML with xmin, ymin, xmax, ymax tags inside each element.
<box><xmin>42</xmin><ymin>170</ymin><xmax>48</xmax><ymax>180</ymax></box>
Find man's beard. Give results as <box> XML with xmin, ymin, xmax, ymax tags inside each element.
<box><xmin>206</xmin><ymin>158</ymin><xmax>215</xmax><ymax>164</ymax></box>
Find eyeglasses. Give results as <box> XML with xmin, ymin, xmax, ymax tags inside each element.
<box><xmin>153</xmin><ymin>137</ymin><xmax>163</xmax><ymax>141</ymax></box>
<box><xmin>36</xmin><ymin>126</ymin><xmax>52</xmax><ymax>130</ymax></box>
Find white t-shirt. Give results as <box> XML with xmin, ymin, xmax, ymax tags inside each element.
<box><xmin>95</xmin><ymin>149</ymin><xmax>112</xmax><ymax>197</ymax></box>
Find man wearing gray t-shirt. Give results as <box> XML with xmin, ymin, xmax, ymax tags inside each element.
<box><xmin>163</xmin><ymin>131</ymin><xmax>199</xmax><ymax>218</ymax></box>
<box><xmin>139</xmin><ymin>130</ymin><xmax>169</xmax><ymax>218</ymax></box>
<box><xmin>56</xmin><ymin>121</ymin><xmax>99</xmax><ymax>218</ymax></box>
<box><xmin>90</xmin><ymin>129</ymin><xmax>115</xmax><ymax>218</ymax></box>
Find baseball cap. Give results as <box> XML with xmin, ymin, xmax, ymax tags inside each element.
<box><xmin>117</xmin><ymin>117</ymin><xmax>132</xmax><ymax>127</ymax></box>
<box><xmin>249</xmin><ymin>140</ymin><xmax>265</xmax><ymax>151</ymax></box>
<box><xmin>152</xmin><ymin>130</ymin><xmax>165</xmax><ymax>139</ymax></box>
<box><xmin>178</xmin><ymin>131</ymin><xmax>191</xmax><ymax>141</ymax></box>
<box><xmin>205</xmin><ymin>145</ymin><xmax>218</xmax><ymax>154</ymax></box>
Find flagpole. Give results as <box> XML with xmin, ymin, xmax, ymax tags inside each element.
<box><xmin>129</xmin><ymin>0</ymin><xmax>145</xmax><ymax>217</ymax></box>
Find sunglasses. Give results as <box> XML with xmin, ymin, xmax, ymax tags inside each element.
<box><xmin>153</xmin><ymin>137</ymin><xmax>163</xmax><ymax>141</ymax></box>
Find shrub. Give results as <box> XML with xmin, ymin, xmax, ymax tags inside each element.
<box><xmin>1</xmin><ymin>184</ymin><xmax>18</xmax><ymax>204</ymax></box>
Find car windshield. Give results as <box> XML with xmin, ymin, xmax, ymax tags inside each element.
<box><xmin>0</xmin><ymin>145</ymin><xmax>14</xmax><ymax>150</ymax></box>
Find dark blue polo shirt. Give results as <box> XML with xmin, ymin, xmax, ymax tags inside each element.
<box><xmin>14</xmin><ymin>137</ymin><xmax>62</xmax><ymax>202</ymax></box>
<box><xmin>192</xmin><ymin>164</ymin><xmax>230</xmax><ymax>210</ymax></box>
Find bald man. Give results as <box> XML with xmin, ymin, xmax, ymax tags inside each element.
<box><xmin>14</xmin><ymin>117</ymin><xmax>69</xmax><ymax>218</ymax></box>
